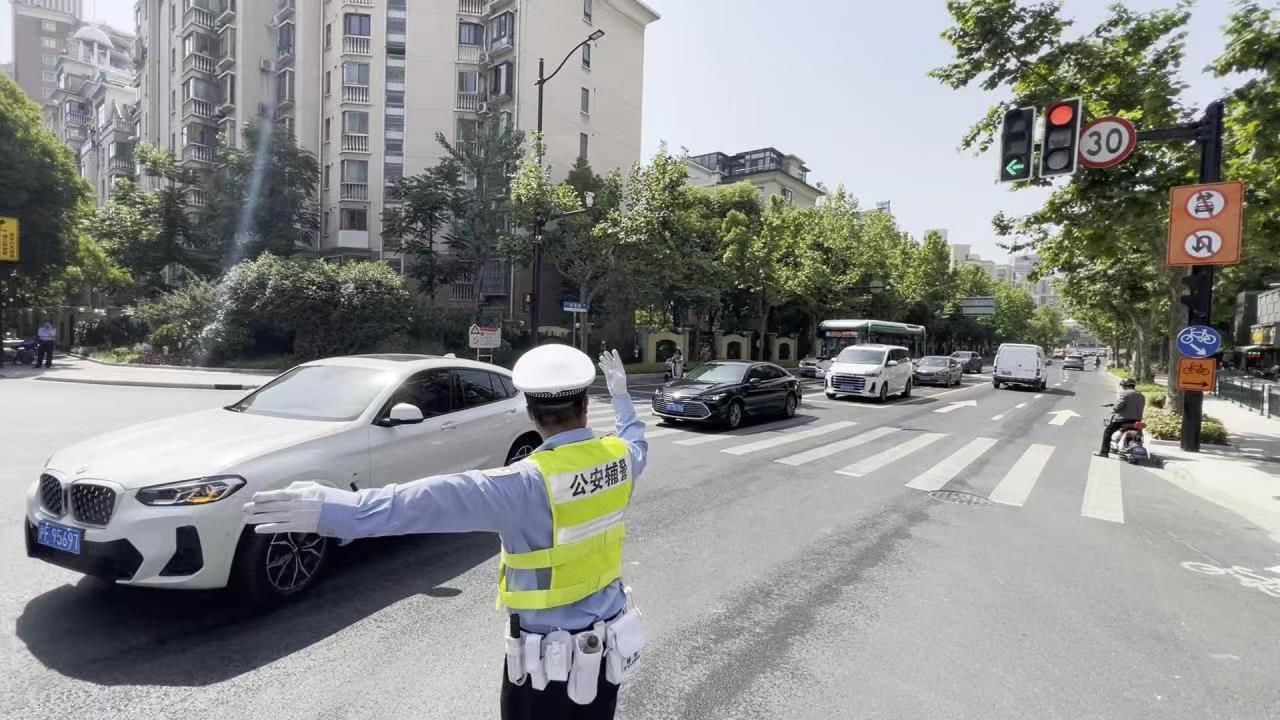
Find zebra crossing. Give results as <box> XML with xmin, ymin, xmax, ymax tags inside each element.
<box><xmin>586</xmin><ymin>408</ymin><xmax>1128</xmax><ymax>524</ymax></box>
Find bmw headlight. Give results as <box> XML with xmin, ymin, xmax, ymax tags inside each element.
<box><xmin>136</xmin><ymin>476</ymin><xmax>246</xmax><ymax>506</ymax></box>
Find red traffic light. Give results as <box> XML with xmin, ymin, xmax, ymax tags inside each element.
<box><xmin>1048</xmin><ymin>103</ymin><xmax>1076</xmax><ymax>126</ymax></box>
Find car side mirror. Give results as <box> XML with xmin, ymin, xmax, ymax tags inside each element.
<box><xmin>886</xmin><ymin>360</ymin><xmax>899</xmax><ymax>367</ymax></box>
<box><xmin>749</xmin><ymin>377</ymin><xmax>762</xmax><ymax>385</ymax></box>
<box><xmin>386</xmin><ymin>402</ymin><xmax>424</xmax><ymax>426</ymax></box>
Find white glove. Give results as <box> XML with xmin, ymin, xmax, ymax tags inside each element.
<box><xmin>598</xmin><ymin>348</ymin><xmax>628</xmax><ymax>397</ymax></box>
<box><xmin>242</xmin><ymin>481</ymin><xmax>333</xmax><ymax>535</ymax></box>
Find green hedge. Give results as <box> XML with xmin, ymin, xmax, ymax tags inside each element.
<box><xmin>1143</xmin><ymin>409</ymin><xmax>1228</xmax><ymax>444</ymax></box>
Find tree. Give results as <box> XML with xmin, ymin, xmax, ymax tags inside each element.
<box><xmin>201</xmin><ymin>122</ymin><xmax>320</xmax><ymax>264</ymax></box>
<box><xmin>989</xmin><ymin>281</ymin><xmax>1036</xmax><ymax>344</ymax></box>
<box><xmin>382</xmin><ymin>158</ymin><xmax>465</xmax><ymax>300</ymax></box>
<box><xmin>721</xmin><ymin>194</ymin><xmax>797</xmax><ymax>359</ymax></box>
<box><xmin>1029</xmin><ymin>304</ymin><xmax>1067</xmax><ymax>351</ymax></box>
<box><xmin>893</xmin><ymin>230</ymin><xmax>956</xmax><ymax>351</ymax></box>
<box><xmin>0</xmin><ymin>73</ymin><xmax>88</xmax><ymax>310</ymax></box>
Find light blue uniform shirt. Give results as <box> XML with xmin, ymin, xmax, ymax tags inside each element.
<box><xmin>315</xmin><ymin>394</ymin><xmax>648</xmax><ymax>635</ymax></box>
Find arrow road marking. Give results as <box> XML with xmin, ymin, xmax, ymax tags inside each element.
<box><xmin>1047</xmin><ymin>409</ymin><xmax>1081</xmax><ymax>426</ymax></box>
<box><xmin>1033</xmin><ymin>394</ymin><xmax>1044</xmax><ymax>399</ymax></box>
<box><xmin>991</xmin><ymin>414</ymin><xmax>1005</xmax><ymax>421</ymax></box>
<box><xmin>1015</xmin><ymin>402</ymin><xmax>1027</xmax><ymax>409</ymax></box>
<box><xmin>934</xmin><ymin>400</ymin><xmax>978</xmax><ymax>414</ymax></box>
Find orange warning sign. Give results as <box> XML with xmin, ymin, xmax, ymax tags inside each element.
<box><xmin>1167</xmin><ymin>181</ymin><xmax>1244</xmax><ymax>266</ymax></box>
<box><xmin>1176</xmin><ymin>357</ymin><xmax>1217</xmax><ymax>393</ymax></box>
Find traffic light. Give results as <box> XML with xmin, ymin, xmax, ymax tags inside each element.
<box><xmin>1180</xmin><ymin>268</ymin><xmax>1213</xmax><ymax>323</ymax></box>
<box><xmin>1039</xmin><ymin>98</ymin><xmax>1083</xmax><ymax>178</ymax></box>
<box><xmin>998</xmin><ymin>106</ymin><xmax>1036</xmax><ymax>183</ymax></box>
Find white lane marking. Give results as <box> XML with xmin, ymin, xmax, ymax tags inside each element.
<box><xmin>673</xmin><ymin>433</ymin><xmax>738</xmax><ymax>446</ymax></box>
<box><xmin>835</xmin><ymin>432</ymin><xmax>946</xmax><ymax>477</ymax></box>
<box><xmin>1033</xmin><ymin>394</ymin><xmax>1044</xmax><ymax>399</ymax></box>
<box><xmin>933</xmin><ymin>400</ymin><xmax>978</xmax><ymax>414</ymax></box>
<box><xmin>1082</xmin><ymin>455</ymin><xmax>1125</xmax><ymax>523</ymax></box>
<box><xmin>645</xmin><ymin>426</ymin><xmax>683</xmax><ymax>439</ymax></box>
<box><xmin>804</xmin><ymin>400</ymin><xmax>832</xmax><ymax>408</ymax></box>
<box><xmin>1015</xmin><ymin>402</ymin><xmax>1027</xmax><ymax>409</ymax></box>
<box><xmin>722</xmin><ymin>421</ymin><xmax>857</xmax><ymax>456</ymax></box>
<box><xmin>1047</xmin><ymin>409</ymin><xmax>1081</xmax><ymax>426</ymax></box>
<box><xmin>906</xmin><ymin>437</ymin><xmax>997</xmax><ymax>491</ymax></box>
<box><xmin>988</xmin><ymin>444</ymin><xmax>1055</xmax><ymax>507</ymax></box>
<box><xmin>803</xmin><ymin>392</ymin><xmax>828</xmax><ymax>400</ymax></box>
<box><xmin>991</xmin><ymin>414</ymin><xmax>1005</xmax><ymax>421</ymax></box>
<box><xmin>1267</xmin><ymin>565</ymin><xmax>1280</xmax><ymax>575</ymax></box>
<box><xmin>774</xmin><ymin>426</ymin><xmax>899</xmax><ymax>466</ymax></box>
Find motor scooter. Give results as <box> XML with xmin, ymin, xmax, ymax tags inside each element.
<box><xmin>9</xmin><ymin>338</ymin><xmax>37</xmax><ymax>366</ymax></box>
<box><xmin>1103</xmin><ymin>403</ymin><xmax>1155</xmax><ymax>465</ymax></box>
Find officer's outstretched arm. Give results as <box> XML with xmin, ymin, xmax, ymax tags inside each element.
<box><xmin>242</xmin><ymin>466</ymin><xmax>537</xmax><ymax>540</ymax></box>
<box><xmin>599</xmin><ymin>349</ymin><xmax>648</xmax><ymax>479</ymax></box>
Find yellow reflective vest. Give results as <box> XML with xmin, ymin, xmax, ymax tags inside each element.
<box><xmin>497</xmin><ymin>436</ymin><xmax>632</xmax><ymax>610</ymax></box>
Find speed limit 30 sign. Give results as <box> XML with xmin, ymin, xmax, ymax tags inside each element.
<box><xmin>1078</xmin><ymin>116</ymin><xmax>1138</xmax><ymax>169</ymax></box>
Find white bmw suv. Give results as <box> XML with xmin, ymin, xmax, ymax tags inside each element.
<box><xmin>824</xmin><ymin>344</ymin><xmax>914</xmax><ymax>403</ymax></box>
<box><xmin>25</xmin><ymin>355</ymin><xmax>541</xmax><ymax>603</ymax></box>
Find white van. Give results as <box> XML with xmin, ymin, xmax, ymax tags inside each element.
<box><xmin>825</xmin><ymin>344</ymin><xmax>914</xmax><ymax>402</ymax></box>
<box><xmin>993</xmin><ymin>343</ymin><xmax>1047</xmax><ymax>390</ymax></box>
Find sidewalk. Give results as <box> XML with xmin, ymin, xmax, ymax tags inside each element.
<box><xmin>1</xmin><ymin>355</ymin><xmax>274</xmax><ymax>390</ymax></box>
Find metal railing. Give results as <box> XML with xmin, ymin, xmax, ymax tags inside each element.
<box><xmin>343</xmin><ymin>35</ymin><xmax>371</xmax><ymax>55</ymax></box>
<box><xmin>108</xmin><ymin>157</ymin><xmax>134</xmax><ymax>174</ymax></box>
<box><xmin>459</xmin><ymin>0</ymin><xmax>485</xmax><ymax>14</ymax></box>
<box><xmin>183</xmin><ymin>52</ymin><xmax>217</xmax><ymax>75</ymax></box>
<box><xmin>342</xmin><ymin>84</ymin><xmax>370</xmax><ymax>104</ymax></box>
<box><xmin>182</xmin><ymin>143</ymin><xmax>214</xmax><ymax>163</ymax></box>
<box><xmin>340</xmin><ymin>182</ymin><xmax>369</xmax><ymax>201</ymax></box>
<box><xmin>455</xmin><ymin>91</ymin><xmax>482</xmax><ymax>111</ymax></box>
<box><xmin>1216</xmin><ymin>375</ymin><xmax>1267</xmax><ymax>414</ymax></box>
<box><xmin>183</xmin><ymin>97</ymin><xmax>215</xmax><ymax>119</ymax></box>
<box><xmin>188</xmin><ymin>188</ymin><xmax>208</xmax><ymax>207</ymax></box>
<box><xmin>341</xmin><ymin>133</ymin><xmax>369</xmax><ymax>152</ymax></box>
<box><xmin>184</xmin><ymin>5</ymin><xmax>214</xmax><ymax>31</ymax></box>
<box><xmin>65</xmin><ymin>111</ymin><xmax>90</xmax><ymax>126</ymax></box>
<box><xmin>457</xmin><ymin>44</ymin><xmax>483</xmax><ymax>64</ymax></box>
<box><xmin>347</xmin><ymin>0</ymin><xmax>374</xmax><ymax>5</ymax></box>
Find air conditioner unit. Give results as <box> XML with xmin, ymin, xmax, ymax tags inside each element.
<box><xmin>478</xmin><ymin>102</ymin><xmax>489</xmax><ymax>113</ymax></box>
<box><xmin>259</xmin><ymin>59</ymin><xmax>273</xmax><ymax>72</ymax></box>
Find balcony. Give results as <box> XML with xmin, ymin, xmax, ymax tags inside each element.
<box><xmin>65</xmin><ymin>110</ymin><xmax>90</xmax><ymax>126</ymax></box>
<box><xmin>455</xmin><ymin>92</ymin><xmax>482</xmax><ymax>111</ymax></box>
<box><xmin>459</xmin><ymin>0</ymin><xmax>485</xmax><ymax>14</ymax></box>
<box><xmin>489</xmin><ymin>35</ymin><xmax>514</xmax><ymax>57</ymax></box>
<box><xmin>183</xmin><ymin>5</ymin><xmax>214</xmax><ymax>33</ymax></box>
<box><xmin>188</xmin><ymin>188</ymin><xmax>208</xmax><ymax>207</ymax></box>
<box><xmin>458</xmin><ymin>45</ymin><xmax>483</xmax><ymax>64</ymax></box>
<box><xmin>345</xmin><ymin>0</ymin><xmax>374</xmax><ymax>5</ymax></box>
<box><xmin>183</xmin><ymin>52</ymin><xmax>217</xmax><ymax>76</ymax></box>
<box><xmin>342</xmin><ymin>84</ymin><xmax>371</xmax><ymax>104</ymax></box>
<box><xmin>183</xmin><ymin>97</ymin><xmax>215</xmax><ymax>119</ymax></box>
<box><xmin>341</xmin><ymin>133</ymin><xmax>369</xmax><ymax>153</ymax></box>
<box><xmin>182</xmin><ymin>143</ymin><xmax>215</xmax><ymax>164</ymax></box>
<box><xmin>217</xmin><ymin>28</ymin><xmax>236</xmax><ymax>70</ymax></box>
<box><xmin>343</xmin><ymin>35</ymin><xmax>371</xmax><ymax>56</ymax></box>
<box><xmin>216</xmin><ymin>0</ymin><xmax>236</xmax><ymax>25</ymax></box>
<box><xmin>340</xmin><ymin>182</ymin><xmax>369</xmax><ymax>201</ymax></box>
<box><xmin>108</xmin><ymin>156</ymin><xmax>134</xmax><ymax>175</ymax></box>
<box><xmin>277</xmin><ymin>42</ymin><xmax>294</xmax><ymax>66</ymax></box>
<box><xmin>274</xmin><ymin>0</ymin><xmax>294</xmax><ymax>24</ymax></box>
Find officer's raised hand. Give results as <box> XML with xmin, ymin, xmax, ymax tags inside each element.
<box><xmin>242</xmin><ymin>480</ymin><xmax>336</xmax><ymax>534</ymax></box>
<box><xmin>598</xmin><ymin>348</ymin><xmax>627</xmax><ymax>397</ymax></box>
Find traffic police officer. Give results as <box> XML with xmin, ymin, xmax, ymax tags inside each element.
<box><xmin>242</xmin><ymin>346</ymin><xmax>648</xmax><ymax>718</ymax></box>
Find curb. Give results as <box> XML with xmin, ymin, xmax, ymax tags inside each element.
<box><xmin>69</xmin><ymin>353</ymin><xmax>279</xmax><ymax>376</ymax></box>
<box><xmin>34</xmin><ymin>376</ymin><xmax>261</xmax><ymax>391</ymax></box>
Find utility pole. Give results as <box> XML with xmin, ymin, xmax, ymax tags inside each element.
<box><xmin>529</xmin><ymin>58</ymin><xmax>545</xmax><ymax>342</ymax></box>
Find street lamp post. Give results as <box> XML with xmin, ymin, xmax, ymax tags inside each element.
<box><xmin>528</xmin><ymin>29</ymin><xmax>605</xmax><ymax>344</ymax></box>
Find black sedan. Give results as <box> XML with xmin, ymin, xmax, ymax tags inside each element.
<box><xmin>950</xmin><ymin>350</ymin><xmax>984</xmax><ymax>374</ymax></box>
<box><xmin>913</xmin><ymin>356</ymin><xmax>964</xmax><ymax>386</ymax></box>
<box><xmin>652</xmin><ymin>360</ymin><xmax>800</xmax><ymax>429</ymax></box>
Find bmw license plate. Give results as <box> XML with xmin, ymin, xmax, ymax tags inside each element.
<box><xmin>36</xmin><ymin>520</ymin><xmax>83</xmax><ymax>556</ymax></box>
<box><xmin>667</xmin><ymin>402</ymin><xmax>685</xmax><ymax>413</ymax></box>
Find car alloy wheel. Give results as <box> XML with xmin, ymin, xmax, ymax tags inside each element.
<box><xmin>726</xmin><ymin>401</ymin><xmax>744</xmax><ymax>429</ymax></box>
<box><xmin>901</xmin><ymin>379</ymin><xmax>912</xmax><ymax>398</ymax></box>
<box><xmin>877</xmin><ymin>383</ymin><xmax>889</xmax><ymax>403</ymax></box>
<box><xmin>264</xmin><ymin>532</ymin><xmax>326</xmax><ymax>594</ymax></box>
<box><xmin>784</xmin><ymin>392</ymin><xmax>797</xmax><ymax>417</ymax></box>
<box><xmin>506</xmin><ymin>434</ymin><xmax>540</xmax><ymax>463</ymax></box>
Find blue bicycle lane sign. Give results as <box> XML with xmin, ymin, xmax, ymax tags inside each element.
<box><xmin>1177</xmin><ymin>325</ymin><xmax>1221</xmax><ymax>358</ymax></box>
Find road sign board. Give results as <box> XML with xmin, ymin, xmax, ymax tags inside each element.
<box><xmin>467</xmin><ymin>324</ymin><xmax>501</xmax><ymax>349</ymax></box>
<box><xmin>1176</xmin><ymin>325</ymin><xmax>1221</xmax><ymax>358</ymax></box>
<box><xmin>960</xmin><ymin>296</ymin><xmax>996</xmax><ymax>316</ymax></box>
<box><xmin>0</xmin><ymin>217</ymin><xmax>18</xmax><ymax>263</ymax></box>
<box><xmin>1176</xmin><ymin>357</ymin><xmax>1216</xmax><ymax>392</ymax></box>
<box><xmin>562</xmin><ymin>300</ymin><xmax>588</xmax><ymax>313</ymax></box>
<box><xmin>1167</xmin><ymin>181</ymin><xmax>1244</xmax><ymax>266</ymax></box>
<box><xmin>1078</xmin><ymin>116</ymin><xmax>1137</xmax><ymax>169</ymax></box>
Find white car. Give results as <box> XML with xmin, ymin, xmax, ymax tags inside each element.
<box><xmin>797</xmin><ymin>356</ymin><xmax>828</xmax><ymax>378</ymax></box>
<box><xmin>25</xmin><ymin>354</ymin><xmax>541</xmax><ymax>603</ymax></box>
<box><xmin>824</xmin><ymin>344</ymin><xmax>914</xmax><ymax>402</ymax></box>
<box><xmin>993</xmin><ymin>343</ymin><xmax>1048</xmax><ymax>390</ymax></box>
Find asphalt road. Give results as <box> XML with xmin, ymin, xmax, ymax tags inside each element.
<box><xmin>3</xmin><ymin>366</ymin><xmax>1280</xmax><ymax>718</ymax></box>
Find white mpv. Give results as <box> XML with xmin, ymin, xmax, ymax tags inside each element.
<box><xmin>824</xmin><ymin>344</ymin><xmax>914</xmax><ymax>402</ymax></box>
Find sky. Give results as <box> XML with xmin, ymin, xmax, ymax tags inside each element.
<box><xmin>1</xmin><ymin>0</ymin><xmax>1240</xmax><ymax>263</ymax></box>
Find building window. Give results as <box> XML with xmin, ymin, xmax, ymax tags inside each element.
<box><xmin>170</xmin><ymin>1</ymin><xmax>175</xmax><ymax>28</ymax></box>
<box><xmin>385</xmin><ymin>114</ymin><xmax>404</xmax><ymax>132</ymax></box>
<box><xmin>277</xmin><ymin>22</ymin><xmax>295</xmax><ymax>55</ymax></box>
<box><xmin>341</xmin><ymin>208</ymin><xmax>367</xmax><ymax>231</ymax></box>
<box><xmin>343</xmin><ymin>111</ymin><xmax>369</xmax><ymax>134</ymax></box>
<box><xmin>342</xmin><ymin>159</ymin><xmax>368</xmax><ymax>183</ymax></box>
<box><xmin>458</xmin><ymin>21</ymin><xmax>483</xmax><ymax>46</ymax></box>
<box><xmin>170</xmin><ymin>47</ymin><xmax>175</xmax><ymax>66</ymax></box>
<box><xmin>344</xmin><ymin>62</ymin><xmax>370</xmax><ymax>86</ymax></box>
<box><xmin>582</xmin><ymin>43</ymin><xmax>591</xmax><ymax>68</ymax></box>
<box><xmin>579</xmin><ymin>132</ymin><xmax>588</xmax><ymax>161</ymax></box>
<box><xmin>323</xmin><ymin>165</ymin><xmax>330</xmax><ymax>189</ymax></box>
<box><xmin>387</xmin><ymin>17</ymin><xmax>406</xmax><ymax>36</ymax></box>
<box><xmin>275</xmin><ymin>69</ymin><xmax>294</xmax><ymax>104</ymax></box>
<box><xmin>489</xmin><ymin>12</ymin><xmax>514</xmax><ymax>49</ymax></box>
<box><xmin>322</xmin><ymin>210</ymin><xmax>329</xmax><ymax>235</ymax></box>
<box><xmin>580</xmin><ymin>87</ymin><xmax>590</xmax><ymax>115</ymax></box>
<box><xmin>324</xmin><ymin>70</ymin><xmax>331</xmax><ymax>95</ymax></box>
<box><xmin>781</xmin><ymin>187</ymin><xmax>794</xmax><ymax>202</ymax></box>
<box><xmin>386</xmin><ymin>90</ymin><xmax>404</xmax><ymax>108</ymax></box>
<box><xmin>344</xmin><ymin>13</ymin><xmax>371</xmax><ymax>37</ymax></box>
<box><xmin>41</xmin><ymin>37</ymin><xmax>58</xmax><ymax>49</ymax></box>
<box><xmin>43</xmin><ymin>70</ymin><xmax>58</xmax><ymax>82</ymax></box>
<box><xmin>42</xmin><ymin>54</ymin><xmax>57</xmax><ymax>66</ymax></box>
<box><xmin>324</xmin><ymin>117</ymin><xmax>331</xmax><ymax>141</ymax></box>
<box><xmin>457</xmin><ymin>70</ymin><xmax>479</xmax><ymax>93</ymax></box>
<box><xmin>386</xmin><ymin>65</ymin><xmax>405</xmax><ymax>85</ymax></box>
<box><xmin>325</xmin><ymin>23</ymin><xmax>332</xmax><ymax>48</ymax></box>
<box><xmin>385</xmin><ymin>137</ymin><xmax>403</xmax><ymax>155</ymax></box>
<box><xmin>42</xmin><ymin>87</ymin><xmax>55</xmax><ymax>99</ymax></box>
<box><xmin>584</xmin><ymin>0</ymin><xmax>592</xmax><ymax>22</ymax></box>
<box><xmin>490</xmin><ymin>62</ymin><xmax>512</xmax><ymax>97</ymax></box>
<box><xmin>384</xmin><ymin>162</ymin><xmax>404</xmax><ymax>185</ymax></box>
<box><xmin>42</xmin><ymin>20</ymin><xmax>57</xmax><ymax>32</ymax></box>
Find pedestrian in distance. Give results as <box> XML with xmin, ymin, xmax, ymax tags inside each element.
<box><xmin>664</xmin><ymin>348</ymin><xmax>684</xmax><ymax>382</ymax></box>
<box><xmin>36</xmin><ymin>320</ymin><xmax>56</xmax><ymax>368</ymax></box>
<box><xmin>242</xmin><ymin>346</ymin><xmax>648</xmax><ymax>719</ymax></box>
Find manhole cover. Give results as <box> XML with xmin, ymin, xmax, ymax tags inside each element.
<box><xmin>927</xmin><ymin>490</ymin><xmax>993</xmax><ymax>507</ymax></box>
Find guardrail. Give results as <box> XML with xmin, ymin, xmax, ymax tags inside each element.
<box><xmin>1216</xmin><ymin>375</ymin><xmax>1267</xmax><ymax>414</ymax></box>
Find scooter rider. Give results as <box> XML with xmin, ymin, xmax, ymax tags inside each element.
<box><xmin>242</xmin><ymin>346</ymin><xmax>648</xmax><ymax>718</ymax></box>
<box><xmin>1097</xmin><ymin>378</ymin><xmax>1145</xmax><ymax>458</ymax></box>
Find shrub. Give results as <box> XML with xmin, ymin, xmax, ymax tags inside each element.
<box><xmin>1109</xmin><ymin>367</ymin><xmax>1133</xmax><ymax>380</ymax></box>
<box><xmin>129</xmin><ymin>278</ymin><xmax>219</xmax><ymax>361</ymax></box>
<box><xmin>1143</xmin><ymin>409</ymin><xmax>1229</xmax><ymax>444</ymax></box>
<box><xmin>75</xmin><ymin>314</ymin><xmax>147</xmax><ymax>348</ymax></box>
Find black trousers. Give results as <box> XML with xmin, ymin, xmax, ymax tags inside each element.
<box><xmin>36</xmin><ymin>341</ymin><xmax>55</xmax><ymax>368</ymax></box>
<box><xmin>1100</xmin><ymin>420</ymin><xmax>1128</xmax><ymax>455</ymax></box>
<box><xmin>500</xmin><ymin>658</ymin><xmax>619</xmax><ymax>720</ymax></box>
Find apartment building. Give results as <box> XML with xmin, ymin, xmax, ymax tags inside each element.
<box><xmin>129</xmin><ymin>0</ymin><xmax>657</xmax><ymax>317</ymax></box>
<box><xmin>687</xmin><ymin>147</ymin><xmax>825</xmax><ymax>207</ymax></box>
<box><xmin>9</xmin><ymin>0</ymin><xmax>83</xmax><ymax>105</ymax></box>
<box><xmin>47</xmin><ymin>23</ymin><xmax>138</xmax><ymax>206</ymax></box>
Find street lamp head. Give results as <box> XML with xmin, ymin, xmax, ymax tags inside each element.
<box><xmin>869</xmin><ymin>278</ymin><xmax>886</xmax><ymax>294</ymax></box>
<box><xmin>584</xmin><ymin>191</ymin><xmax>595</xmax><ymax>208</ymax></box>
<box><xmin>588</xmin><ymin>29</ymin><xmax>605</xmax><ymax>41</ymax></box>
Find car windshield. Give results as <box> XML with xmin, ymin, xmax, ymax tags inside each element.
<box><xmin>950</xmin><ymin>352</ymin><xmax>969</xmax><ymax>358</ymax></box>
<box><xmin>918</xmin><ymin>357</ymin><xmax>949</xmax><ymax>367</ymax></box>
<box><xmin>227</xmin><ymin>365</ymin><xmax>395</xmax><ymax>421</ymax></box>
<box><xmin>836</xmin><ymin>348</ymin><xmax>887</xmax><ymax>365</ymax></box>
<box><xmin>683</xmin><ymin>363</ymin><xmax>747</xmax><ymax>384</ymax></box>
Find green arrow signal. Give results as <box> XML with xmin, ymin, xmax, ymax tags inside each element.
<box><xmin>1005</xmin><ymin>158</ymin><xmax>1026</xmax><ymax>176</ymax></box>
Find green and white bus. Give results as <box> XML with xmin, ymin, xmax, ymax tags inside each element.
<box><xmin>799</xmin><ymin>319</ymin><xmax>927</xmax><ymax>377</ymax></box>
